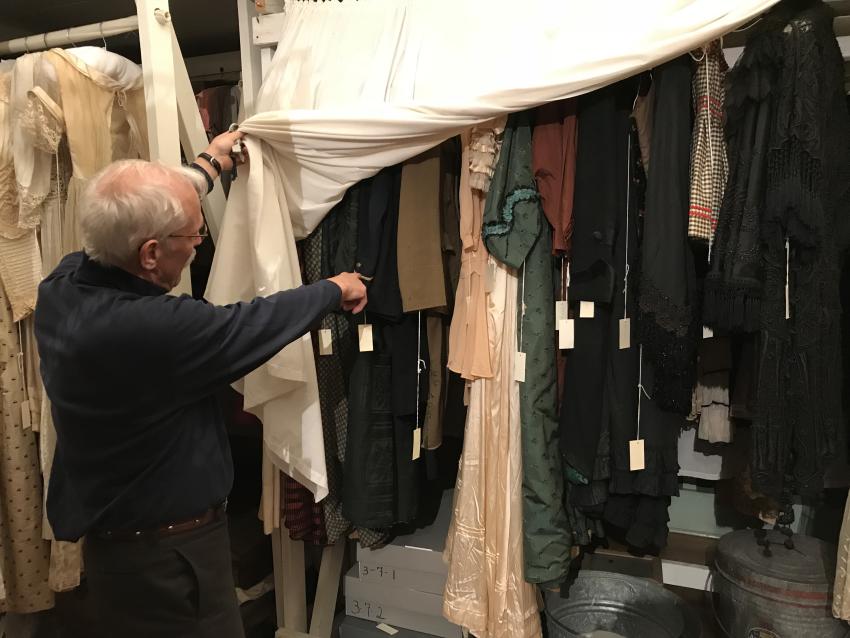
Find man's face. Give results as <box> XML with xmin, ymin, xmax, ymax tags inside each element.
<box><xmin>157</xmin><ymin>184</ymin><xmax>204</xmax><ymax>290</ymax></box>
<box><xmin>135</xmin><ymin>178</ymin><xmax>205</xmax><ymax>291</ymax></box>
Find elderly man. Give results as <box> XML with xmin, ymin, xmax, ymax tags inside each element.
<box><xmin>34</xmin><ymin>131</ymin><xmax>366</xmax><ymax>638</ymax></box>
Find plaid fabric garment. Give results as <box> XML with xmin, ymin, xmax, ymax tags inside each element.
<box><xmin>282</xmin><ymin>475</ymin><xmax>327</xmax><ymax>546</ymax></box>
<box><xmin>688</xmin><ymin>41</ymin><xmax>728</xmax><ymax>243</ymax></box>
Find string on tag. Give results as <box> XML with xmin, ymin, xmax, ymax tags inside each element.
<box><xmin>16</xmin><ymin>322</ymin><xmax>25</xmax><ymax>379</ymax></box>
<box><xmin>519</xmin><ymin>262</ymin><xmax>527</xmax><ymax>349</ymax></box>
<box><xmin>636</xmin><ymin>345</ymin><xmax>652</xmax><ymax>440</ymax></box>
<box><xmin>623</xmin><ymin>135</ymin><xmax>632</xmax><ymax>319</ymax></box>
<box><xmin>414</xmin><ymin>311</ymin><xmax>427</xmax><ymax>429</ymax></box>
<box><xmin>784</xmin><ymin>238</ymin><xmax>791</xmax><ymax>320</ymax></box>
<box><xmin>560</xmin><ymin>256</ymin><xmax>566</xmax><ymax>302</ymax></box>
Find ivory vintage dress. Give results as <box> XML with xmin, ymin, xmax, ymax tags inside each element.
<box><xmin>446</xmin><ymin>119</ymin><xmax>506</xmax><ymax>381</ymax></box>
<box><xmin>443</xmin><ymin>123</ymin><xmax>541</xmax><ymax>638</ymax></box>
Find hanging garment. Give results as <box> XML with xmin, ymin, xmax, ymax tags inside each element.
<box><xmin>443</xmin><ymin>260</ymin><xmax>541</xmax><ymax>638</ymax></box>
<box><xmin>834</xmin><ymin>492</ymin><xmax>850</xmax><ymax>620</ymax></box>
<box><xmin>632</xmin><ymin>82</ymin><xmax>655</xmax><ymax>176</ymax></box>
<box><xmin>357</xmin><ymin>167</ymin><xmax>404</xmax><ymax>322</ymax></box>
<box><xmin>637</xmin><ymin>54</ymin><xmax>699</xmax><ymax>416</ymax></box>
<box><xmin>531</xmin><ymin>99</ymin><xmax>578</xmax><ymax>255</ymax></box>
<box><xmin>206</xmin><ymin>135</ymin><xmax>329</xmax><ymax>508</ymax></box>
<box><xmin>707</xmin><ymin>1</ymin><xmax>850</xmax><ymax>500</ymax></box>
<box><xmin>446</xmin><ymin>120</ymin><xmax>505</xmax><ymax>380</ymax></box>
<box><xmin>687</xmin><ymin>41</ymin><xmax>728</xmax><ymax>245</ymax></box>
<box><xmin>397</xmin><ymin>147</ymin><xmax>447</xmax><ymax>312</ymax></box>
<box><xmin>44</xmin><ymin>47</ymin><xmax>148</xmax><ymax>256</ymax></box>
<box><xmin>304</xmin><ymin>201</ymin><xmax>387</xmax><ymax>548</ymax></box>
<box><xmin>560</xmin><ymin>78</ymin><xmax>637</xmax><ymax>485</ymax></box>
<box><xmin>481</xmin><ymin>112</ymin><xmax>570</xmax><ymax>586</ymax></box>
<box><xmin>282</xmin><ymin>475</ymin><xmax>326</xmax><ymax>546</ymax></box>
<box><xmin>0</xmin><ymin>280</ymin><xmax>53</xmax><ymax>613</ymax></box>
<box><xmin>0</xmin><ymin>61</ymin><xmax>42</xmax><ymax>323</ymax></box>
<box><xmin>693</xmin><ymin>336</ymin><xmax>733</xmax><ymax>444</ymax></box>
<box><xmin>196</xmin><ymin>86</ymin><xmax>234</xmax><ymax>139</ymax></box>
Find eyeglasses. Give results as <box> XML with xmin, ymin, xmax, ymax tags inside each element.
<box><xmin>168</xmin><ymin>220</ymin><xmax>209</xmax><ymax>240</ymax></box>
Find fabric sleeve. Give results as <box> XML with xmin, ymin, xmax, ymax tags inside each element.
<box><xmin>159</xmin><ymin>280</ymin><xmax>341</xmax><ymax>402</ymax></box>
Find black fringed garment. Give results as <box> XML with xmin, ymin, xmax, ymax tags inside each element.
<box><xmin>706</xmin><ymin>0</ymin><xmax>850</xmax><ymax>499</ymax></box>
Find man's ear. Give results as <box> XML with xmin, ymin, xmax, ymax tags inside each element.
<box><xmin>138</xmin><ymin>239</ymin><xmax>160</xmax><ymax>272</ymax></box>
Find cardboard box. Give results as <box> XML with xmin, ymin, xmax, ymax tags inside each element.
<box><xmin>356</xmin><ymin>491</ymin><xmax>453</xmax><ymax>576</ymax></box>
<box><xmin>344</xmin><ymin>566</ymin><xmax>461</xmax><ymax>638</ymax></box>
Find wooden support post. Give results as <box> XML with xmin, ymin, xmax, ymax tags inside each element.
<box><xmin>170</xmin><ymin>27</ymin><xmax>228</xmax><ymax>242</ymax></box>
<box><xmin>309</xmin><ymin>539</ymin><xmax>346</xmax><ymax>638</ymax></box>
<box><xmin>237</xmin><ymin>0</ymin><xmax>264</xmax><ymax>118</ymax></box>
<box><xmin>281</xmin><ymin>532</ymin><xmax>309</xmax><ymax>632</ymax></box>
<box><xmin>136</xmin><ymin>0</ymin><xmax>191</xmax><ymax>295</ymax></box>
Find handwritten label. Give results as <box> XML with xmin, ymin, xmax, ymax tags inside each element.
<box><xmin>703</xmin><ymin>325</ymin><xmax>714</xmax><ymax>340</ymax></box>
<box><xmin>579</xmin><ymin>301</ymin><xmax>595</xmax><ymax>319</ymax></box>
<box><xmin>558</xmin><ymin>318</ymin><xmax>575</xmax><ymax>350</ymax></box>
<box><xmin>358</xmin><ymin>324</ymin><xmax>374</xmax><ymax>352</ymax></box>
<box><xmin>629</xmin><ymin>439</ymin><xmax>645</xmax><ymax>471</ymax></box>
<box><xmin>555</xmin><ymin>300</ymin><xmax>569</xmax><ymax>322</ymax></box>
<box><xmin>319</xmin><ymin>329</ymin><xmax>333</xmax><ymax>355</ymax></box>
<box><xmin>360</xmin><ymin>563</ymin><xmax>398</xmax><ymax>581</ymax></box>
<box><xmin>349</xmin><ymin>599</ymin><xmax>387</xmax><ymax>621</ymax></box>
<box><xmin>412</xmin><ymin>428</ymin><xmax>421</xmax><ymax>460</ymax></box>
<box><xmin>20</xmin><ymin>400</ymin><xmax>31</xmax><ymax>430</ymax></box>
<box><xmin>619</xmin><ymin>318</ymin><xmax>631</xmax><ymax>350</ymax></box>
<box><xmin>514</xmin><ymin>352</ymin><xmax>526</xmax><ymax>383</ymax></box>
<box><xmin>485</xmin><ymin>260</ymin><xmax>497</xmax><ymax>293</ymax></box>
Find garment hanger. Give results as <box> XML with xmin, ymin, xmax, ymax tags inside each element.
<box><xmin>100</xmin><ymin>23</ymin><xmax>108</xmax><ymax>50</ymax></box>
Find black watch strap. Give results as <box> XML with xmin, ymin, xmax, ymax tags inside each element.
<box><xmin>198</xmin><ymin>152</ymin><xmax>222</xmax><ymax>175</ymax></box>
<box><xmin>188</xmin><ymin>162</ymin><xmax>215</xmax><ymax>194</ymax></box>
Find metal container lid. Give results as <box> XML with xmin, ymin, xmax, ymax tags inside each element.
<box><xmin>715</xmin><ymin>530</ymin><xmax>836</xmax><ymax>606</ymax></box>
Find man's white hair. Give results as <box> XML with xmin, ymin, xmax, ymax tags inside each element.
<box><xmin>80</xmin><ymin>160</ymin><xmax>207</xmax><ymax>268</ymax></box>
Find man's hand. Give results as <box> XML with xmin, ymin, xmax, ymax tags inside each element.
<box><xmin>197</xmin><ymin>130</ymin><xmax>246</xmax><ymax>176</ymax></box>
<box><xmin>327</xmin><ymin>272</ymin><xmax>368</xmax><ymax>313</ymax></box>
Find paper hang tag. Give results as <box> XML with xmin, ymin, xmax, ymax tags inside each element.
<box><xmin>514</xmin><ymin>351</ymin><xmax>527</xmax><ymax>383</ymax></box>
<box><xmin>358</xmin><ymin>324</ymin><xmax>374</xmax><ymax>352</ymax></box>
<box><xmin>629</xmin><ymin>439</ymin><xmax>646</xmax><ymax>471</ymax></box>
<box><xmin>463</xmin><ymin>381</ymin><xmax>471</xmax><ymax>406</ymax></box>
<box><xmin>558</xmin><ymin>318</ymin><xmax>575</xmax><ymax>350</ymax></box>
<box><xmin>555</xmin><ymin>300</ymin><xmax>569</xmax><ymax>322</ymax></box>
<box><xmin>702</xmin><ymin>325</ymin><xmax>714</xmax><ymax>340</ymax></box>
<box><xmin>376</xmin><ymin>624</ymin><xmax>399</xmax><ymax>636</ymax></box>
<box><xmin>485</xmin><ymin>260</ymin><xmax>497</xmax><ymax>293</ymax></box>
<box><xmin>319</xmin><ymin>329</ymin><xmax>333</xmax><ymax>356</ymax></box>
<box><xmin>20</xmin><ymin>399</ymin><xmax>31</xmax><ymax>430</ymax></box>
<box><xmin>619</xmin><ymin>318</ymin><xmax>631</xmax><ymax>350</ymax></box>
<box><xmin>579</xmin><ymin>301</ymin><xmax>595</xmax><ymax>319</ymax></box>
<box><xmin>412</xmin><ymin>428</ymin><xmax>422</xmax><ymax>460</ymax></box>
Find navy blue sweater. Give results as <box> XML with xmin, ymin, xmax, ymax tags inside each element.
<box><xmin>35</xmin><ymin>252</ymin><xmax>340</xmax><ymax>541</ymax></box>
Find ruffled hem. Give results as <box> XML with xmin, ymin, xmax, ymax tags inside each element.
<box><xmin>609</xmin><ymin>444</ymin><xmax>679</xmax><ymax>498</ymax></box>
<box><xmin>703</xmin><ymin>275</ymin><xmax>761</xmax><ymax>333</ymax></box>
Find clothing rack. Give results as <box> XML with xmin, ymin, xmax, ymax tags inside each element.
<box><xmin>0</xmin><ymin>2</ymin><xmax>228</xmax><ymax>254</ymax></box>
<box><xmin>0</xmin><ymin>16</ymin><xmax>139</xmax><ymax>56</ymax></box>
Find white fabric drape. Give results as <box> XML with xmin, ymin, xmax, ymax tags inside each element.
<box><xmin>207</xmin><ymin>0</ymin><xmax>777</xmax><ymax>503</ymax></box>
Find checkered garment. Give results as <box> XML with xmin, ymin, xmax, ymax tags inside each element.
<box><xmin>687</xmin><ymin>41</ymin><xmax>729</xmax><ymax>244</ymax></box>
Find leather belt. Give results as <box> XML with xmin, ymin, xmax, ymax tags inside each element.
<box><xmin>91</xmin><ymin>505</ymin><xmax>225</xmax><ymax>541</ymax></box>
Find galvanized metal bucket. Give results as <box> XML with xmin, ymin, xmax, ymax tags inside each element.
<box><xmin>545</xmin><ymin>570</ymin><xmax>701</xmax><ymax>638</ymax></box>
<box><xmin>712</xmin><ymin>529</ymin><xmax>850</xmax><ymax>638</ymax></box>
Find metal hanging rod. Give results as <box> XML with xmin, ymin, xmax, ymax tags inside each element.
<box><xmin>0</xmin><ymin>16</ymin><xmax>139</xmax><ymax>57</ymax></box>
